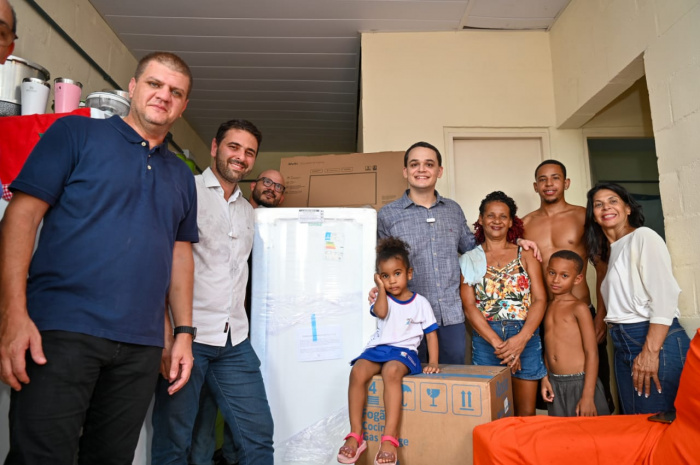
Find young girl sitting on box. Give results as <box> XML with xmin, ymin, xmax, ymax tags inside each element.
<box><xmin>338</xmin><ymin>237</ymin><xmax>440</xmax><ymax>465</ymax></box>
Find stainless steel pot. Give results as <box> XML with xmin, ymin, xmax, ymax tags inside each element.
<box><xmin>102</xmin><ymin>88</ymin><xmax>130</xmax><ymax>101</ymax></box>
<box><xmin>85</xmin><ymin>91</ymin><xmax>131</xmax><ymax>117</ymax></box>
<box><xmin>0</xmin><ymin>55</ymin><xmax>50</xmax><ymax>105</ymax></box>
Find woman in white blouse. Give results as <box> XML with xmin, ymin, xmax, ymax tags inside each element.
<box><xmin>584</xmin><ymin>182</ymin><xmax>690</xmax><ymax>414</ymax></box>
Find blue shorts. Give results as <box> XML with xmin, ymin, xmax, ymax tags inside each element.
<box><xmin>351</xmin><ymin>345</ymin><xmax>422</xmax><ymax>375</ymax></box>
<box><xmin>472</xmin><ymin>320</ymin><xmax>546</xmax><ymax>380</ymax></box>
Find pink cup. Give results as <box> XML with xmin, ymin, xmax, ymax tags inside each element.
<box><xmin>54</xmin><ymin>78</ymin><xmax>83</xmax><ymax>113</ymax></box>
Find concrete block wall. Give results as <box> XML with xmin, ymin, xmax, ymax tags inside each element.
<box><xmin>550</xmin><ymin>0</ymin><xmax>657</xmax><ymax>128</ymax></box>
<box><xmin>551</xmin><ymin>0</ymin><xmax>700</xmax><ymax>332</ymax></box>
<box><xmin>645</xmin><ymin>2</ymin><xmax>700</xmax><ymax>329</ymax></box>
<box><xmin>11</xmin><ymin>0</ymin><xmax>209</xmax><ymax>166</ymax></box>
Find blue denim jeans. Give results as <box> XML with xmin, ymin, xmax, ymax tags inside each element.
<box><xmin>472</xmin><ymin>320</ymin><xmax>546</xmax><ymax>380</ymax></box>
<box><xmin>151</xmin><ymin>337</ymin><xmax>274</xmax><ymax>465</ymax></box>
<box><xmin>190</xmin><ymin>383</ymin><xmax>238</xmax><ymax>465</ymax></box>
<box><xmin>609</xmin><ymin>318</ymin><xmax>690</xmax><ymax>414</ymax></box>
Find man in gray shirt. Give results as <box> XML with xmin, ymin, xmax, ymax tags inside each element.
<box><xmin>377</xmin><ymin>142</ymin><xmax>474</xmax><ymax>364</ymax></box>
<box><xmin>377</xmin><ymin>141</ymin><xmax>538</xmax><ymax>364</ymax></box>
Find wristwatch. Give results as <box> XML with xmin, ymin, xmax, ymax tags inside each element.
<box><xmin>173</xmin><ymin>326</ymin><xmax>197</xmax><ymax>340</ymax></box>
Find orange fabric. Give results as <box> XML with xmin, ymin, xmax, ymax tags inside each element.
<box><xmin>649</xmin><ymin>329</ymin><xmax>700</xmax><ymax>465</ymax></box>
<box><xmin>474</xmin><ymin>329</ymin><xmax>700</xmax><ymax>465</ymax></box>
<box><xmin>473</xmin><ymin>415</ymin><xmax>667</xmax><ymax>465</ymax></box>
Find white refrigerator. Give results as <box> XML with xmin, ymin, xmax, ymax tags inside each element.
<box><xmin>251</xmin><ymin>208</ymin><xmax>377</xmax><ymax>465</ymax></box>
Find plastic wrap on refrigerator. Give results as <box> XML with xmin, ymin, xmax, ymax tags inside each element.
<box><xmin>251</xmin><ymin>208</ymin><xmax>377</xmax><ymax>464</ymax></box>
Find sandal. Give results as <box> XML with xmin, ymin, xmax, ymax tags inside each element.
<box><xmin>374</xmin><ymin>435</ymin><xmax>399</xmax><ymax>465</ymax></box>
<box><xmin>337</xmin><ymin>432</ymin><xmax>367</xmax><ymax>464</ymax></box>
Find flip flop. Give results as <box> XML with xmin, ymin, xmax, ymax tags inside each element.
<box><xmin>374</xmin><ymin>435</ymin><xmax>399</xmax><ymax>465</ymax></box>
<box><xmin>337</xmin><ymin>432</ymin><xmax>367</xmax><ymax>464</ymax></box>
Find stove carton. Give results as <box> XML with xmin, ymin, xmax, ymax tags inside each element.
<box><xmin>357</xmin><ymin>364</ymin><xmax>512</xmax><ymax>465</ymax></box>
<box><xmin>279</xmin><ymin>152</ymin><xmax>406</xmax><ymax>211</ymax></box>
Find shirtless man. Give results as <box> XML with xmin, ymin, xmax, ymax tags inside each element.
<box><xmin>522</xmin><ymin>159</ymin><xmax>615</xmax><ymax>412</ymax></box>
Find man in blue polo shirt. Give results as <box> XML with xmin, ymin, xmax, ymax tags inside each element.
<box><xmin>0</xmin><ymin>51</ymin><xmax>198</xmax><ymax>465</ymax></box>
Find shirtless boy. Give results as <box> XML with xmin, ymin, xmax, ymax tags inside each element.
<box><xmin>541</xmin><ymin>251</ymin><xmax>610</xmax><ymax>417</ymax></box>
<box><xmin>523</xmin><ymin>159</ymin><xmax>614</xmax><ymax>412</ymax></box>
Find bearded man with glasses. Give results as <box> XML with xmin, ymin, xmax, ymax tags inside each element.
<box><xmin>249</xmin><ymin>170</ymin><xmax>286</xmax><ymax>208</ymax></box>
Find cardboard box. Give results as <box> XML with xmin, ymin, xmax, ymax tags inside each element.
<box><xmin>279</xmin><ymin>152</ymin><xmax>407</xmax><ymax>211</ymax></box>
<box><xmin>357</xmin><ymin>365</ymin><xmax>513</xmax><ymax>465</ymax></box>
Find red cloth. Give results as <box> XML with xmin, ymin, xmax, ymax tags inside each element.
<box><xmin>0</xmin><ymin>109</ymin><xmax>91</xmax><ymax>200</ymax></box>
<box><xmin>473</xmin><ymin>329</ymin><xmax>700</xmax><ymax>465</ymax></box>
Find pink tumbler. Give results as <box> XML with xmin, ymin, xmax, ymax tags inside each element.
<box><xmin>54</xmin><ymin>78</ymin><xmax>83</xmax><ymax>113</ymax></box>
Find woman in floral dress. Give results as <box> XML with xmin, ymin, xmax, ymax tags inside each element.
<box><xmin>460</xmin><ymin>191</ymin><xmax>547</xmax><ymax>416</ymax></box>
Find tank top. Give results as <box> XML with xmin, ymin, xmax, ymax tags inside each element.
<box><xmin>474</xmin><ymin>247</ymin><xmax>531</xmax><ymax>321</ymax></box>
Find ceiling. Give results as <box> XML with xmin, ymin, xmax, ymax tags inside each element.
<box><xmin>89</xmin><ymin>0</ymin><xmax>572</xmax><ymax>153</ymax></box>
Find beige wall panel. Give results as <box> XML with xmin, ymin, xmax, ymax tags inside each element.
<box><xmin>654</xmin><ymin>112</ymin><xmax>700</xmax><ymax>174</ymax></box>
<box><xmin>361</xmin><ymin>30</ymin><xmax>558</xmax><ymax>195</ymax></box>
<box><xmin>453</xmin><ymin>137</ymin><xmax>543</xmax><ymax>223</ymax></box>
<box><xmin>583</xmin><ymin>79</ymin><xmax>653</xmax><ymax>134</ymax></box>
<box><xmin>674</xmin><ymin>269</ymin><xmax>698</xmax><ymax>316</ymax></box>
<box><xmin>646</xmin><ymin>79</ymin><xmax>675</xmax><ymax>131</ymax></box>
<box><xmin>548</xmin><ymin>129</ymin><xmax>588</xmax><ymax>205</ymax></box>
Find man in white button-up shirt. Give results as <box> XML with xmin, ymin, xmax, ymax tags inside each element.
<box><xmin>190</xmin><ymin>169</ymin><xmax>287</xmax><ymax>465</ymax></box>
<box><xmin>151</xmin><ymin>120</ymin><xmax>274</xmax><ymax>465</ymax></box>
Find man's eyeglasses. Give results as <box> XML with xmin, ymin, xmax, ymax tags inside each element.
<box><xmin>258</xmin><ymin>176</ymin><xmax>286</xmax><ymax>193</ymax></box>
<box><xmin>0</xmin><ymin>23</ymin><xmax>17</xmax><ymax>47</ymax></box>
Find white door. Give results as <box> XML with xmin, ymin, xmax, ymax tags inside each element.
<box><xmin>452</xmin><ymin>137</ymin><xmax>545</xmax><ymax>224</ymax></box>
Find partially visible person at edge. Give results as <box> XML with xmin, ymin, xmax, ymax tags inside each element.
<box><xmin>584</xmin><ymin>182</ymin><xmax>691</xmax><ymax>414</ymax></box>
<box><xmin>460</xmin><ymin>191</ymin><xmax>547</xmax><ymax>416</ymax></box>
<box><xmin>151</xmin><ymin>119</ymin><xmax>274</xmax><ymax>465</ymax></box>
<box><xmin>373</xmin><ymin>141</ymin><xmax>540</xmax><ymax>365</ymax></box>
<box><xmin>0</xmin><ymin>51</ymin><xmax>197</xmax><ymax>464</ymax></box>
<box><xmin>522</xmin><ymin>159</ymin><xmax>615</xmax><ymax>413</ymax></box>
<box><xmin>0</xmin><ymin>0</ymin><xmax>16</xmax><ymax>64</ymax></box>
<box><xmin>189</xmin><ymin>169</ymin><xmax>285</xmax><ymax>465</ymax></box>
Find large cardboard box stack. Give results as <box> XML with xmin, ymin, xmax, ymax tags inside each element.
<box><xmin>279</xmin><ymin>152</ymin><xmax>406</xmax><ymax>211</ymax></box>
<box><xmin>358</xmin><ymin>365</ymin><xmax>513</xmax><ymax>465</ymax></box>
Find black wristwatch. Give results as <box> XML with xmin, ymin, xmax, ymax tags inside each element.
<box><xmin>174</xmin><ymin>326</ymin><xmax>197</xmax><ymax>340</ymax></box>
